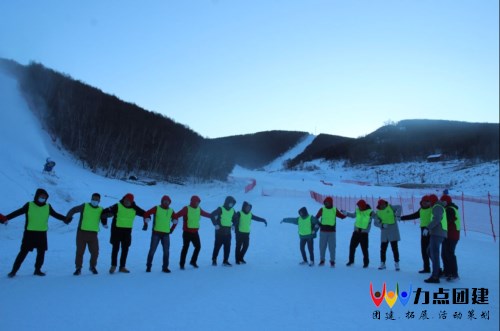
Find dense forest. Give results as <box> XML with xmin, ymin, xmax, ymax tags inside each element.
<box><xmin>1</xmin><ymin>58</ymin><xmax>498</xmax><ymax>181</ymax></box>
<box><xmin>287</xmin><ymin>120</ymin><xmax>499</xmax><ymax>168</ymax></box>
<box><xmin>0</xmin><ymin>59</ymin><xmax>306</xmax><ymax>181</ymax></box>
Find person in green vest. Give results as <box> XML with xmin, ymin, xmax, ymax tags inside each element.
<box><xmin>143</xmin><ymin>195</ymin><xmax>178</xmax><ymax>273</ymax></box>
<box><xmin>342</xmin><ymin>199</ymin><xmax>374</xmax><ymax>268</ymax></box>
<box><xmin>101</xmin><ymin>193</ymin><xmax>146</xmax><ymax>274</ymax></box>
<box><xmin>174</xmin><ymin>195</ymin><xmax>212</xmax><ymax>270</ymax></box>
<box><xmin>281</xmin><ymin>207</ymin><xmax>320</xmax><ymax>266</ymax></box>
<box><xmin>424</xmin><ymin>194</ymin><xmax>448</xmax><ymax>283</ymax></box>
<box><xmin>400</xmin><ymin>195</ymin><xmax>433</xmax><ymax>274</ymax></box>
<box><xmin>66</xmin><ymin>193</ymin><xmax>107</xmax><ymax>275</ymax></box>
<box><xmin>211</xmin><ymin>196</ymin><xmax>237</xmax><ymax>266</ymax></box>
<box><xmin>440</xmin><ymin>194</ymin><xmax>460</xmax><ymax>281</ymax></box>
<box><xmin>314</xmin><ymin>196</ymin><xmax>347</xmax><ymax>267</ymax></box>
<box><xmin>233</xmin><ymin>201</ymin><xmax>267</xmax><ymax>264</ymax></box>
<box><xmin>373</xmin><ymin>199</ymin><xmax>402</xmax><ymax>271</ymax></box>
<box><xmin>2</xmin><ymin>188</ymin><xmax>67</xmax><ymax>277</ymax></box>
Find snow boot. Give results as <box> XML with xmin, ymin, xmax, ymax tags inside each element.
<box><xmin>109</xmin><ymin>266</ymin><xmax>116</xmax><ymax>274</ymax></box>
<box><xmin>89</xmin><ymin>266</ymin><xmax>98</xmax><ymax>275</ymax></box>
<box><xmin>119</xmin><ymin>267</ymin><xmax>130</xmax><ymax>273</ymax></box>
<box><xmin>395</xmin><ymin>262</ymin><xmax>400</xmax><ymax>271</ymax></box>
<box><xmin>378</xmin><ymin>262</ymin><xmax>386</xmax><ymax>270</ymax></box>
<box><xmin>73</xmin><ymin>268</ymin><xmax>81</xmax><ymax>276</ymax></box>
<box><xmin>34</xmin><ymin>269</ymin><xmax>46</xmax><ymax>276</ymax></box>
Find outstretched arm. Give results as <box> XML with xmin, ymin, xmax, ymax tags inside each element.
<box><xmin>281</xmin><ymin>217</ymin><xmax>298</xmax><ymax>225</ymax></box>
<box><xmin>49</xmin><ymin>205</ymin><xmax>67</xmax><ymax>222</ymax></box>
<box><xmin>251</xmin><ymin>214</ymin><xmax>267</xmax><ymax>226</ymax></box>
<box><xmin>4</xmin><ymin>203</ymin><xmax>29</xmax><ymax>221</ymax></box>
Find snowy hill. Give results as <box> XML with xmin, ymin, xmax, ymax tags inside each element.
<box><xmin>0</xmin><ymin>71</ymin><xmax>498</xmax><ymax>331</ymax></box>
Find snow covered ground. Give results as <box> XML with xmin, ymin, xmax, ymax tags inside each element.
<box><xmin>0</xmin><ymin>71</ymin><xmax>498</xmax><ymax>330</ymax></box>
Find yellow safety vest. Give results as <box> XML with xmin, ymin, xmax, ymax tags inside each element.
<box><xmin>27</xmin><ymin>202</ymin><xmax>50</xmax><ymax>231</ymax></box>
<box><xmin>81</xmin><ymin>203</ymin><xmax>103</xmax><ymax>232</ymax></box>
<box><xmin>298</xmin><ymin>215</ymin><xmax>312</xmax><ymax>236</ymax></box>
<box><xmin>355</xmin><ymin>208</ymin><xmax>372</xmax><ymax>229</ymax></box>
<box><xmin>153</xmin><ymin>206</ymin><xmax>173</xmax><ymax>233</ymax></box>
<box><xmin>116</xmin><ymin>203</ymin><xmax>136</xmax><ymax>228</ymax></box>
<box><xmin>187</xmin><ymin>206</ymin><xmax>201</xmax><ymax>229</ymax></box>
<box><xmin>419</xmin><ymin>208</ymin><xmax>432</xmax><ymax>227</ymax></box>
<box><xmin>321</xmin><ymin>207</ymin><xmax>336</xmax><ymax>226</ymax></box>
<box><xmin>376</xmin><ymin>206</ymin><xmax>395</xmax><ymax>225</ymax></box>
<box><xmin>220</xmin><ymin>207</ymin><xmax>235</xmax><ymax>227</ymax></box>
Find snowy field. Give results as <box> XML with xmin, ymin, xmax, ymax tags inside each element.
<box><xmin>0</xmin><ymin>71</ymin><xmax>498</xmax><ymax>330</ymax></box>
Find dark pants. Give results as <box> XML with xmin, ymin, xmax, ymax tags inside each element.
<box><xmin>180</xmin><ymin>231</ymin><xmax>201</xmax><ymax>267</ymax></box>
<box><xmin>111</xmin><ymin>242</ymin><xmax>130</xmax><ymax>268</ymax></box>
<box><xmin>75</xmin><ymin>230</ymin><xmax>99</xmax><ymax>269</ymax></box>
<box><xmin>110</xmin><ymin>228</ymin><xmax>132</xmax><ymax>268</ymax></box>
<box><xmin>147</xmin><ymin>232</ymin><xmax>170</xmax><ymax>269</ymax></box>
<box><xmin>420</xmin><ymin>228</ymin><xmax>431</xmax><ymax>271</ymax></box>
<box><xmin>300</xmin><ymin>238</ymin><xmax>314</xmax><ymax>262</ymax></box>
<box><xmin>428</xmin><ymin>235</ymin><xmax>445</xmax><ymax>279</ymax></box>
<box><xmin>11</xmin><ymin>247</ymin><xmax>45</xmax><ymax>273</ymax></box>
<box><xmin>235</xmin><ymin>232</ymin><xmax>250</xmax><ymax>262</ymax></box>
<box><xmin>380</xmin><ymin>241</ymin><xmax>399</xmax><ymax>263</ymax></box>
<box><xmin>348</xmin><ymin>231</ymin><xmax>369</xmax><ymax>266</ymax></box>
<box><xmin>441</xmin><ymin>238</ymin><xmax>459</xmax><ymax>277</ymax></box>
<box><xmin>212</xmin><ymin>229</ymin><xmax>231</xmax><ymax>262</ymax></box>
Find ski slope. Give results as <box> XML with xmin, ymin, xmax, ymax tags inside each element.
<box><xmin>0</xmin><ymin>71</ymin><xmax>498</xmax><ymax>331</ymax></box>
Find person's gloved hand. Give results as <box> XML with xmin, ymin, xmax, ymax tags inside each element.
<box><xmin>144</xmin><ymin>218</ymin><xmax>151</xmax><ymax>223</ymax></box>
<box><xmin>215</xmin><ymin>225</ymin><xmax>220</xmax><ymax>230</ymax></box>
<box><xmin>382</xmin><ymin>224</ymin><xmax>387</xmax><ymax>229</ymax></box>
<box><xmin>103</xmin><ymin>224</ymin><xmax>109</xmax><ymax>229</ymax></box>
<box><xmin>264</xmin><ymin>220</ymin><xmax>268</xmax><ymax>227</ymax></box>
<box><xmin>0</xmin><ymin>214</ymin><xmax>7</xmax><ymax>224</ymax></box>
<box><xmin>142</xmin><ymin>223</ymin><xmax>148</xmax><ymax>231</ymax></box>
<box><xmin>172</xmin><ymin>219</ymin><xmax>178</xmax><ymax>225</ymax></box>
<box><xmin>422</xmin><ymin>228</ymin><xmax>429</xmax><ymax>236</ymax></box>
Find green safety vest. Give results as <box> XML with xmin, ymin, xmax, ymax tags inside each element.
<box><xmin>220</xmin><ymin>207</ymin><xmax>234</xmax><ymax>227</ymax></box>
<box><xmin>298</xmin><ymin>215</ymin><xmax>312</xmax><ymax>236</ymax></box>
<box><xmin>355</xmin><ymin>208</ymin><xmax>372</xmax><ymax>229</ymax></box>
<box><xmin>238</xmin><ymin>212</ymin><xmax>252</xmax><ymax>233</ymax></box>
<box><xmin>81</xmin><ymin>203</ymin><xmax>103</xmax><ymax>232</ymax></box>
<box><xmin>321</xmin><ymin>207</ymin><xmax>336</xmax><ymax>226</ymax></box>
<box><xmin>116</xmin><ymin>203</ymin><xmax>137</xmax><ymax>228</ymax></box>
<box><xmin>187</xmin><ymin>206</ymin><xmax>201</xmax><ymax>229</ymax></box>
<box><xmin>154</xmin><ymin>206</ymin><xmax>173</xmax><ymax>233</ymax></box>
<box><xmin>432</xmin><ymin>204</ymin><xmax>448</xmax><ymax>231</ymax></box>
<box><xmin>451</xmin><ymin>206</ymin><xmax>461</xmax><ymax>231</ymax></box>
<box><xmin>376</xmin><ymin>206</ymin><xmax>395</xmax><ymax>225</ymax></box>
<box><xmin>419</xmin><ymin>208</ymin><xmax>432</xmax><ymax>227</ymax></box>
<box><xmin>27</xmin><ymin>202</ymin><xmax>50</xmax><ymax>231</ymax></box>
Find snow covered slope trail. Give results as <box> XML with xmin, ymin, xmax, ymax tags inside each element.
<box><xmin>263</xmin><ymin>134</ymin><xmax>316</xmax><ymax>171</ymax></box>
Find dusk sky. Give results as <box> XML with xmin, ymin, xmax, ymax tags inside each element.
<box><xmin>1</xmin><ymin>0</ymin><xmax>498</xmax><ymax>138</ymax></box>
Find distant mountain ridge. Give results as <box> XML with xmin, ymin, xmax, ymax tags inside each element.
<box><xmin>1</xmin><ymin>58</ymin><xmax>498</xmax><ymax>180</ymax></box>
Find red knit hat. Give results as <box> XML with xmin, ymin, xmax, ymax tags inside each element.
<box><xmin>161</xmin><ymin>195</ymin><xmax>171</xmax><ymax>204</ymax></box>
<box><xmin>377</xmin><ymin>199</ymin><xmax>388</xmax><ymax>209</ymax></box>
<box><xmin>421</xmin><ymin>195</ymin><xmax>430</xmax><ymax>202</ymax></box>
<box><xmin>357</xmin><ymin>199</ymin><xmax>367</xmax><ymax>210</ymax></box>
<box><xmin>190</xmin><ymin>195</ymin><xmax>201</xmax><ymax>204</ymax></box>
<box><xmin>440</xmin><ymin>195</ymin><xmax>452</xmax><ymax>205</ymax></box>
<box><xmin>123</xmin><ymin>193</ymin><xmax>134</xmax><ymax>203</ymax></box>
<box><xmin>323</xmin><ymin>197</ymin><xmax>333</xmax><ymax>205</ymax></box>
<box><xmin>428</xmin><ymin>194</ymin><xmax>438</xmax><ymax>205</ymax></box>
